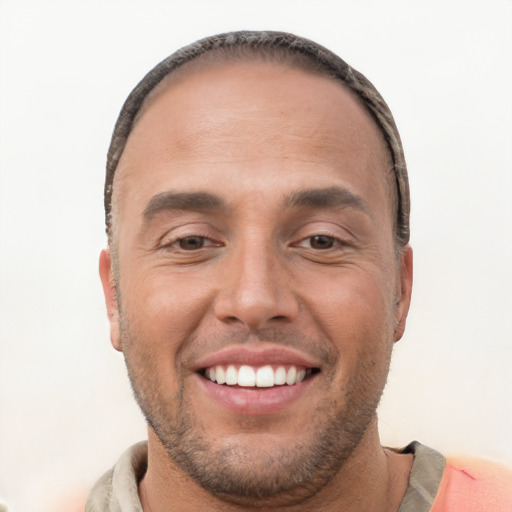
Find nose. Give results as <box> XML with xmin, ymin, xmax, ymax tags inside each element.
<box><xmin>213</xmin><ymin>238</ymin><xmax>299</xmax><ymax>330</ymax></box>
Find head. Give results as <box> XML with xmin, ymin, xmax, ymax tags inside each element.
<box><xmin>99</xmin><ymin>31</ymin><xmax>413</xmax><ymax>506</ymax></box>
<box><xmin>104</xmin><ymin>32</ymin><xmax>410</xmax><ymax>249</ymax></box>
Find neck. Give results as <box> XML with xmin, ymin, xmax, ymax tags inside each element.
<box><xmin>138</xmin><ymin>420</ymin><xmax>413</xmax><ymax>512</ymax></box>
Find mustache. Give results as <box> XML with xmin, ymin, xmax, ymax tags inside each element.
<box><xmin>178</xmin><ymin>326</ymin><xmax>337</xmax><ymax>369</ymax></box>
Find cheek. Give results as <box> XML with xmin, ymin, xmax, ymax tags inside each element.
<box><xmin>304</xmin><ymin>262</ymin><xmax>394</xmax><ymax>313</ymax></box>
<box><xmin>298</xmin><ymin>267</ymin><xmax>396</xmax><ymax>356</ymax></box>
<box><xmin>304</xmin><ymin>273</ymin><xmax>395</xmax><ymax>408</ymax></box>
<box><xmin>119</xmin><ymin>269</ymin><xmax>217</xmax><ymax>373</ymax></box>
<box><xmin>124</xmin><ymin>266</ymin><xmax>213</xmax><ymax>320</ymax></box>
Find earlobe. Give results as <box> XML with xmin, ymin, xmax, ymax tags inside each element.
<box><xmin>394</xmin><ymin>245</ymin><xmax>413</xmax><ymax>342</ymax></box>
<box><xmin>99</xmin><ymin>249</ymin><xmax>122</xmax><ymax>351</ymax></box>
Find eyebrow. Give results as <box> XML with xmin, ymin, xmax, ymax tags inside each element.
<box><xmin>142</xmin><ymin>191</ymin><xmax>226</xmax><ymax>222</ymax></box>
<box><xmin>284</xmin><ymin>186</ymin><xmax>369</xmax><ymax>213</ymax></box>
<box><xmin>142</xmin><ymin>186</ymin><xmax>368</xmax><ymax>224</ymax></box>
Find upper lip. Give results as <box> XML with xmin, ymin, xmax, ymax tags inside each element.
<box><xmin>192</xmin><ymin>342</ymin><xmax>323</xmax><ymax>371</ymax></box>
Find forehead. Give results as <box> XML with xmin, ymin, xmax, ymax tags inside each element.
<box><xmin>114</xmin><ymin>59</ymin><xmax>390</xmax><ymax>215</ymax></box>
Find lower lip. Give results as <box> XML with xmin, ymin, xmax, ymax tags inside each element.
<box><xmin>198</xmin><ymin>375</ymin><xmax>315</xmax><ymax>415</ymax></box>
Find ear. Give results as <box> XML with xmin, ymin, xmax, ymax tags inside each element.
<box><xmin>394</xmin><ymin>245</ymin><xmax>413</xmax><ymax>342</ymax></box>
<box><xmin>99</xmin><ymin>248</ymin><xmax>122</xmax><ymax>351</ymax></box>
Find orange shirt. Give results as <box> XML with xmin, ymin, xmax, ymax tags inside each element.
<box><xmin>431</xmin><ymin>456</ymin><xmax>512</xmax><ymax>512</ymax></box>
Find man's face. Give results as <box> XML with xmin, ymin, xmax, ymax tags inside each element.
<box><xmin>100</xmin><ymin>60</ymin><xmax>412</xmax><ymax>503</ymax></box>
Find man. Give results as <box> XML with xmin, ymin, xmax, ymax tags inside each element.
<box><xmin>87</xmin><ymin>31</ymin><xmax>512</xmax><ymax>511</ymax></box>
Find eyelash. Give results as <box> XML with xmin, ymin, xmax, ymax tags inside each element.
<box><xmin>158</xmin><ymin>229</ymin><xmax>350</xmax><ymax>254</ymax></box>
<box><xmin>300</xmin><ymin>235</ymin><xmax>341</xmax><ymax>250</ymax></box>
<box><xmin>293</xmin><ymin>230</ymin><xmax>350</xmax><ymax>250</ymax></box>
<box><xmin>162</xmin><ymin>235</ymin><xmax>221</xmax><ymax>251</ymax></box>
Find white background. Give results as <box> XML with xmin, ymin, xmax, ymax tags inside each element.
<box><xmin>0</xmin><ymin>1</ymin><xmax>511</xmax><ymax>510</ymax></box>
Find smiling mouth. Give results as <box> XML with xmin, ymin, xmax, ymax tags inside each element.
<box><xmin>201</xmin><ymin>364</ymin><xmax>320</xmax><ymax>388</ymax></box>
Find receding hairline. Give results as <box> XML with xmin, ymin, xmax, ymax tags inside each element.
<box><xmin>132</xmin><ymin>44</ymin><xmax>344</xmax><ymax>131</ymax></box>
<box><xmin>116</xmin><ymin>49</ymin><xmax>397</xmax><ymax>241</ymax></box>
<box><xmin>104</xmin><ymin>31</ymin><xmax>410</xmax><ymax>247</ymax></box>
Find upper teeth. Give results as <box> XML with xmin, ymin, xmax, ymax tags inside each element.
<box><xmin>205</xmin><ymin>365</ymin><xmax>309</xmax><ymax>387</ymax></box>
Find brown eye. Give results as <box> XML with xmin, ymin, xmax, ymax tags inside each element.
<box><xmin>178</xmin><ymin>236</ymin><xmax>206</xmax><ymax>250</ymax></box>
<box><xmin>309</xmin><ymin>235</ymin><xmax>336</xmax><ymax>249</ymax></box>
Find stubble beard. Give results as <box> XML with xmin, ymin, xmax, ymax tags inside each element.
<box><xmin>121</xmin><ymin>318</ymin><xmax>391</xmax><ymax>507</ymax></box>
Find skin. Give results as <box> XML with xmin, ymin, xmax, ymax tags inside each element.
<box><xmin>99</xmin><ymin>60</ymin><xmax>413</xmax><ymax>511</ymax></box>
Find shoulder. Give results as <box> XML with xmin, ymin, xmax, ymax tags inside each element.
<box><xmin>85</xmin><ymin>441</ymin><xmax>148</xmax><ymax>512</ymax></box>
<box><xmin>431</xmin><ymin>455</ymin><xmax>512</xmax><ymax>512</ymax></box>
<box><xmin>86</xmin><ymin>467</ymin><xmax>116</xmax><ymax>511</ymax></box>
